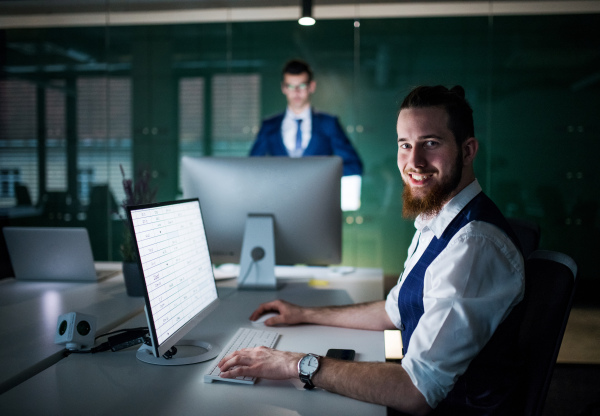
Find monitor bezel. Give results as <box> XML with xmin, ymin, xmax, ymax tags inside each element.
<box><xmin>126</xmin><ymin>198</ymin><xmax>219</xmax><ymax>358</ymax></box>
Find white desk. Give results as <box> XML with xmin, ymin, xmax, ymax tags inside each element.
<box><xmin>0</xmin><ymin>272</ymin><xmax>386</xmax><ymax>416</ymax></box>
<box><xmin>0</xmin><ymin>263</ymin><xmax>145</xmax><ymax>394</ymax></box>
<box><xmin>216</xmin><ymin>265</ymin><xmax>385</xmax><ymax>304</ymax></box>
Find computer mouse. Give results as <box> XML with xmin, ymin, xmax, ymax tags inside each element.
<box><xmin>250</xmin><ymin>312</ymin><xmax>279</xmax><ymax>326</ymax></box>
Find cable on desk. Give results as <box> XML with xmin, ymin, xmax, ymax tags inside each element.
<box><xmin>219</xmin><ymin>260</ymin><xmax>257</xmax><ymax>300</ymax></box>
<box><xmin>95</xmin><ymin>326</ymin><xmax>148</xmax><ymax>341</ymax></box>
<box><xmin>237</xmin><ymin>261</ymin><xmax>256</xmax><ymax>287</ymax></box>
<box><xmin>64</xmin><ymin>327</ymin><xmax>149</xmax><ymax>355</ymax></box>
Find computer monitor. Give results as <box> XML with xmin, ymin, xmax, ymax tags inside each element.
<box><xmin>126</xmin><ymin>198</ymin><xmax>221</xmax><ymax>365</ymax></box>
<box><xmin>180</xmin><ymin>156</ymin><xmax>342</xmax><ymax>289</ymax></box>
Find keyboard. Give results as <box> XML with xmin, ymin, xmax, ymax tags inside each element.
<box><xmin>204</xmin><ymin>327</ymin><xmax>280</xmax><ymax>384</ymax></box>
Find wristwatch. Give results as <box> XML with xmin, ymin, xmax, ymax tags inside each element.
<box><xmin>298</xmin><ymin>353</ymin><xmax>321</xmax><ymax>390</ymax></box>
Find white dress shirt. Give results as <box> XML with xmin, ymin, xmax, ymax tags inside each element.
<box><xmin>281</xmin><ymin>106</ymin><xmax>312</xmax><ymax>156</ymax></box>
<box><xmin>385</xmin><ymin>179</ymin><xmax>525</xmax><ymax>408</ymax></box>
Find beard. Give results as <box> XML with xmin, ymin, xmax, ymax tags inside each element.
<box><xmin>401</xmin><ymin>152</ymin><xmax>463</xmax><ymax>220</ymax></box>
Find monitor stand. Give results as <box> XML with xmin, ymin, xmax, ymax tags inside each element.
<box><xmin>136</xmin><ymin>341</ymin><xmax>220</xmax><ymax>366</ymax></box>
<box><xmin>237</xmin><ymin>214</ymin><xmax>281</xmax><ymax>290</ymax></box>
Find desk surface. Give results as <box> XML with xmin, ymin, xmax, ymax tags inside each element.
<box><xmin>0</xmin><ymin>276</ymin><xmax>386</xmax><ymax>415</ymax></box>
<box><xmin>0</xmin><ymin>262</ymin><xmax>145</xmax><ymax>394</ymax></box>
<box><xmin>218</xmin><ymin>265</ymin><xmax>384</xmax><ymax>304</ymax></box>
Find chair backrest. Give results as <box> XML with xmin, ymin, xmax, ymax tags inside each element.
<box><xmin>14</xmin><ymin>183</ymin><xmax>32</xmax><ymax>206</ymax></box>
<box><xmin>516</xmin><ymin>250</ymin><xmax>577</xmax><ymax>416</ymax></box>
<box><xmin>507</xmin><ymin>217</ymin><xmax>541</xmax><ymax>259</ymax></box>
<box><xmin>87</xmin><ymin>184</ymin><xmax>119</xmax><ymax>217</ymax></box>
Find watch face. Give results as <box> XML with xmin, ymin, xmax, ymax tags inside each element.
<box><xmin>300</xmin><ymin>355</ymin><xmax>319</xmax><ymax>373</ymax></box>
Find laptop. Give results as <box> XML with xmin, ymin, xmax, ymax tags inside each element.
<box><xmin>3</xmin><ymin>227</ymin><xmax>118</xmax><ymax>282</ymax></box>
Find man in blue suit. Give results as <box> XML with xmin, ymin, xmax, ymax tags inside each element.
<box><xmin>249</xmin><ymin>59</ymin><xmax>363</xmax><ymax>177</ymax></box>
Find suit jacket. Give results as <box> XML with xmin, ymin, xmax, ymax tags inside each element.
<box><xmin>249</xmin><ymin>111</ymin><xmax>363</xmax><ymax>176</ymax></box>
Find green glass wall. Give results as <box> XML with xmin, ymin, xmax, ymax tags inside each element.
<box><xmin>1</xmin><ymin>11</ymin><xmax>599</xmax><ymax>292</ymax></box>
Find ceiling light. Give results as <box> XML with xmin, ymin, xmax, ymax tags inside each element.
<box><xmin>298</xmin><ymin>0</ymin><xmax>315</xmax><ymax>26</ymax></box>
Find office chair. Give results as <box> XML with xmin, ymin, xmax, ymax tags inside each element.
<box><xmin>14</xmin><ymin>183</ymin><xmax>32</xmax><ymax>206</ymax></box>
<box><xmin>507</xmin><ymin>217</ymin><xmax>541</xmax><ymax>259</ymax></box>
<box><xmin>514</xmin><ymin>249</ymin><xmax>577</xmax><ymax>416</ymax></box>
<box><xmin>87</xmin><ymin>184</ymin><xmax>119</xmax><ymax>219</ymax></box>
<box><xmin>85</xmin><ymin>184</ymin><xmax>119</xmax><ymax>259</ymax></box>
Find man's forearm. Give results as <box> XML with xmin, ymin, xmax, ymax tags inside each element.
<box><xmin>302</xmin><ymin>300</ymin><xmax>395</xmax><ymax>331</ymax></box>
<box><xmin>313</xmin><ymin>358</ymin><xmax>431</xmax><ymax>415</ymax></box>
<box><xmin>219</xmin><ymin>347</ymin><xmax>431</xmax><ymax>414</ymax></box>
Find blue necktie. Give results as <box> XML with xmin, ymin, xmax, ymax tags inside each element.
<box><xmin>295</xmin><ymin>119</ymin><xmax>303</xmax><ymax>156</ymax></box>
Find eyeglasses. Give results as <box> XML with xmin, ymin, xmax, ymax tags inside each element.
<box><xmin>283</xmin><ymin>83</ymin><xmax>308</xmax><ymax>91</ymax></box>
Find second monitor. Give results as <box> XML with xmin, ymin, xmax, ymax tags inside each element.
<box><xmin>181</xmin><ymin>156</ymin><xmax>342</xmax><ymax>289</ymax></box>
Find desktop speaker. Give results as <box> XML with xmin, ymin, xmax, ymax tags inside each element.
<box><xmin>54</xmin><ymin>312</ymin><xmax>97</xmax><ymax>350</ymax></box>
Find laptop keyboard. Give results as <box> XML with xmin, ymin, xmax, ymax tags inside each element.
<box><xmin>96</xmin><ymin>270</ymin><xmax>120</xmax><ymax>281</ymax></box>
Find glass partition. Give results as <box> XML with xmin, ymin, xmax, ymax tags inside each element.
<box><xmin>1</xmin><ymin>6</ymin><xmax>598</xmax><ymax>290</ymax></box>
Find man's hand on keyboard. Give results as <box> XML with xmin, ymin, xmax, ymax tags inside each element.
<box><xmin>218</xmin><ymin>347</ymin><xmax>303</xmax><ymax>381</ymax></box>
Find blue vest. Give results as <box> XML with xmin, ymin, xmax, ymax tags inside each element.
<box><xmin>398</xmin><ymin>191</ymin><xmax>525</xmax><ymax>414</ymax></box>
<box><xmin>398</xmin><ymin>191</ymin><xmax>521</xmax><ymax>352</ymax></box>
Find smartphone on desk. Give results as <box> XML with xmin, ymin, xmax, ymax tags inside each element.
<box><xmin>326</xmin><ymin>349</ymin><xmax>356</xmax><ymax>361</ymax></box>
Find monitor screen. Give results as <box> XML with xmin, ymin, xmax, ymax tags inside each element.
<box><xmin>127</xmin><ymin>198</ymin><xmax>220</xmax><ymax>364</ymax></box>
<box><xmin>181</xmin><ymin>156</ymin><xmax>342</xmax><ymax>289</ymax></box>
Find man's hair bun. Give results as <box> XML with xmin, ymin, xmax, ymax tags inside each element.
<box><xmin>450</xmin><ymin>85</ymin><xmax>465</xmax><ymax>98</ymax></box>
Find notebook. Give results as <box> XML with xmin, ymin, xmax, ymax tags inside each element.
<box><xmin>3</xmin><ymin>227</ymin><xmax>119</xmax><ymax>282</ymax></box>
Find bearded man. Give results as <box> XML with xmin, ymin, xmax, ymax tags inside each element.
<box><xmin>218</xmin><ymin>85</ymin><xmax>525</xmax><ymax>416</ymax></box>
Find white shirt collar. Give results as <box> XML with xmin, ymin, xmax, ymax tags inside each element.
<box><xmin>285</xmin><ymin>106</ymin><xmax>311</xmax><ymax>121</ymax></box>
<box><xmin>414</xmin><ymin>179</ymin><xmax>482</xmax><ymax>238</ymax></box>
